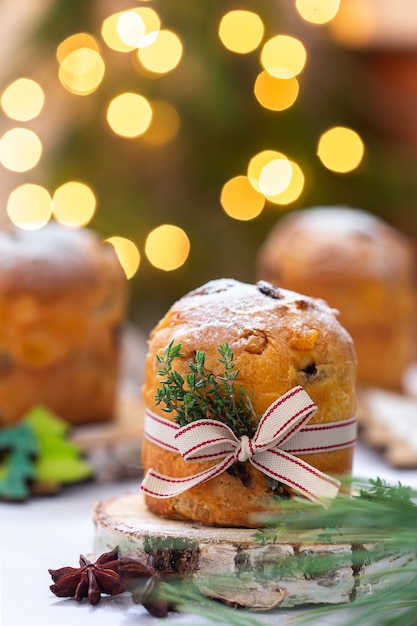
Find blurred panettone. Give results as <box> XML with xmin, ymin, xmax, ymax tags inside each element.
<box><xmin>257</xmin><ymin>206</ymin><xmax>416</xmax><ymax>390</ymax></box>
<box><xmin>0</xmin><ymin>223</ymin><xmax>128</xmax><ymax>427</ymax></box>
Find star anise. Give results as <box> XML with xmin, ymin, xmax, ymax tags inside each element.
<box><xmin>49</xmin><ymin>549</ymin><xmax>124</xmax><ymax>605</ymax></box>
<box><xmin>118</xmin><ymin>553</ymin><xmax>178</xmax><ymax>618</ymax></box>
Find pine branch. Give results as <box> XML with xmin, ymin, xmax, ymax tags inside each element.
<box><xmin>253</xmin><ymin>477</ymin><xmax>417</xmax><ymax>626</ymax></box>
<box><xmin>254</xmin><ymin>477</ymin><xmax>417</xmax><ymax>545</ymax></box>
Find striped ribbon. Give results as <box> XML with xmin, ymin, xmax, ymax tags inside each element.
<box><xmin>141</xmin><ymin>385</ymin><xmax>357</xmax><ymax>503</ymax></box>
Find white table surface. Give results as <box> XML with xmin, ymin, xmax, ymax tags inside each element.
<box><xmin>2</xmin><ymin>443</ymin><xmax>417</xmax><ymax>626</ymax></box>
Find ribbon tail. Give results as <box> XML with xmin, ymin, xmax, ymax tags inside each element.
<box><xmin>140</xmin><ymin>454</ymin><xmax>236</xmax><ymax>499</ymax></box>
<box><xmin>251</xmin><ymin>449</ymin><xmax>341</xmax><ymax>503</ymax></box>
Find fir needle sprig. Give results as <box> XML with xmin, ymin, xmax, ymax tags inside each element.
<box><xmin>252</xmin><ymin>477</ymin><xmax>417</xmax><ymax>626</ymax></box>
<box><xmin>154</xmin><ymin>340</ymin><xmax>258</xmax><ymax>437</ymax></box>
<box><xmin>253</xmin><ymin>477</ymin><xmax>417</xmax><ymax>546</ymax></box>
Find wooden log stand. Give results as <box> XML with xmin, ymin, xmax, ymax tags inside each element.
<box><xmin>93</xmin><ymin>491</ymin><xmax>415</xmax><ymax>610</ymax></box>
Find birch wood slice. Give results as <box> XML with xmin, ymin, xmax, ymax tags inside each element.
<box><xmin>93</xmin><ymin>491</ymin><xmax>415</xmax><ymax>610</ymax></box>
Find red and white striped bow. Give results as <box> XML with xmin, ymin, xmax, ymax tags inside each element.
<box><xmin>141</xmin><ymin>385</ymin><xmax>356</xmax><ymax>503</ymax></box>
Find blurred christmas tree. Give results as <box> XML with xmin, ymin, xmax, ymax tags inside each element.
<box><xmin>0</xmin><ymin>0</ymin><xmax>416</xmax><ymax>331</ymax></box>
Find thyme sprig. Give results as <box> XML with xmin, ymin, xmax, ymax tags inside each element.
<box><xmin>154</xmin><ymin>341</ymin><xmax>257</xmax><ymax>437</ymax></box>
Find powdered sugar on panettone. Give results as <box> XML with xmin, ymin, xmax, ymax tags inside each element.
<box><xmin>259</xmin><ymin>206</ymin><xmax>413</xmax><ymax>279</ymax></box>
<box><xmin>145</xmin><ymin>277</ymin><xmax>356</xmax><ymax>423</ymax></box>
<box><xmin>169</xmin><ymin>278</ymin><xmax>350</xmax><ymax>343</ymax></box>
<box><xmin>0</xmin><ymin>223</ymin><xmax>118</xmax><ymax>295</ymax></box>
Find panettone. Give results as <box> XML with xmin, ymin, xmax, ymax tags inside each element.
<box><xmin>141</xmin><ymin>278</ymin><xmax>357</xmax><ymax>527</ymax></box>
<box><xmin>0</xmin><ymin>223</ymin><xmax>127</xmax><ymax>427</ymax></box>
<box><xmin>257</xmin><ymin>206</ymin><xmax>416</xmax><ymax>390</ymax></box>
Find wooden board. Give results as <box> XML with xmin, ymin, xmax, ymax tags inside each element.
<box><xmin>93</xmin><ymin>491</ymin><xmax>416</xmax><ymax>610</ymax></box>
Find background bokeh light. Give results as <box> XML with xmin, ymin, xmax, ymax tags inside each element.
<box><xmin>58</xmin><ymin>47</ymin><xmax>105</xmax><ymax>95</ymax></box>
<box><xmin>145</xmin><ymin>224</ymin><xmax>190</xmax><ymax>271</ymax></box>
<box><xmin>117</xmin><ymin>11</ymin><xmax>146</xmax><ymax>48</ymax></box>
<box><xmin>260</xmin><ymin>35</ymin><xmax>307</xmax><ymax>79</ymax></box>
<box><xmin>0</xmin><ymin>128</ymin><xmax>42</xmax><ymax>172</ymax></box>
<box><xmin>56</xmin><ymin>33</ymin><xmax>100</xmax><ymax>62</ymax></box>
<box><xmin>221</xmin><ymin>176</ymin><xmax>265</xmax><ymax>221</ymax></box>
<box><xmin>106</xmin><ymin>93</ymin><xmax>153</xmax><ymax>138</ymax></box>
<box><xmin>317</xmin><ymin>126</ymin><xmax>365</xmax><ymax>173</ymax></box>
<box><xmin>295</xmin><ymin>0</ymin><xmax>341</xmax><ymax>25</ymax></box>
<box><xmin>265</xmin><ymin>161</ymin><xmax>305</xmax><ymax>205</ymax></box>
<box><xmin>7</xmin><ymin>184</ymin><xmax>52</xmax><ymax>230</ymax></box>
<box><xmin>218</xmin><ymin>10</ymin><xmax>264</xmax><ymax>54</ymax></box>
<box><xmin>106</xmin><ymin>236</ymin><xmax>140</xmax><ymax>279</ymax></box>
<box><xmin>102</xmin><ymin>12</ymin><xmax>138</xmax><ymax>53</ymax></box>
<box><xmin>254</xmin><ymin>72</ymin><xmax>299</xmax><ymax>111</ymax></box>
<box><xmin>52</xmin><ymin>181</ymin><xmax>96</xmax><ymax>227</ymax></box>
<box><xmin>258</xmin><ymin>158</ymin><xmax>293</xmax><ymax>196</ymax></box>
<box><xmin>1</xmin><ymin>79</ymin><xmax>45</xmax><ymax>121</ymax></box>
<box><xmin>137</xmin><ymin>29</ymin><xmax>183</xmax><ymax>74</ymax></box>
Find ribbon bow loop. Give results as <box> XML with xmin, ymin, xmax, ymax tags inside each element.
<box><xmin>174</xmin><ymin>420</ymin><xmax>239</xmax><ymax>462</ymax></box>
<box><xmin>253</xmin><ymin>386</ymin><xmax>318</xmax><ymax>450</ymax></box>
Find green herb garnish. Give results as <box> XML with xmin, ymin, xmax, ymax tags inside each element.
<box><xmin>154</xmin><ymin>341</ymin><xmax>257</xmax><ymax>437</ymax></box>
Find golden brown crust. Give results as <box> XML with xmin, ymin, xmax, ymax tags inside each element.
<box><xmin>0</xmin><ymin>223</ymin><xmax>127</xmax><ymax>426</ymax></box>
<box><xmin>257</xmin><ymin>207</ymin><xmax>416</xmax><ymax>390</ymax></box>
<box><xmin>141</xmin><ymin>278</ymin><xmax>357</xmax><ymax>527</ymax></box>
